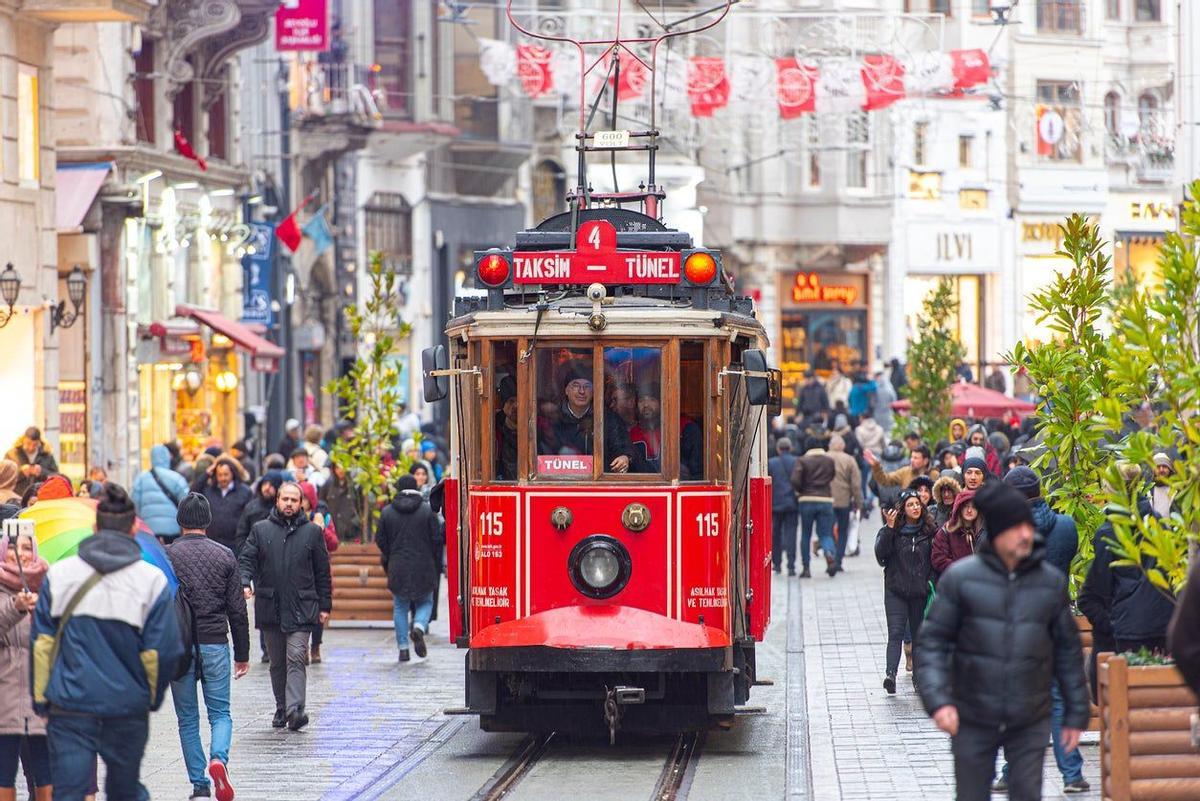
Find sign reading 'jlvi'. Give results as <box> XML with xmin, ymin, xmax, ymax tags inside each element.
<box><xmin>791</xmin><ymin>273</ymin><xmax>859</xmax><ymax>305</ymax></box>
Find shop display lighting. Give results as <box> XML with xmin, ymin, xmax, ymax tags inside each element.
<box><xmin>214</xmin><ymin>370</ymin><xmax>239</xmax><ymax>393</ymax></box>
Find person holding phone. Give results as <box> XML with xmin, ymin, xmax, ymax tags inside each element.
<box><xmin>874</xmin><ymin>489</ymin><xmax>935</xmax><ymax>695</ymax></box>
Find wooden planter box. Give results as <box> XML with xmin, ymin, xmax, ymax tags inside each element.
<box><xmin>329</xmin><ymin>542</ymin><xmax>393</xmax><ymax>626</ymax></box>
<box><xmin>1099</xmin><ymin>653</ymin><xmax>1200</xmax><ymax>801</ymax></box>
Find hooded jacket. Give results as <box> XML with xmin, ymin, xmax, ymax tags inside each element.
<box><xmin>234</xmin><ymin>471</ymin><xmax>285</xmax><ymax>556</ymax></box>
<box><xmin>131</xmin><ymin>445</ymin><xmax>190</xmax><ymax>538</ymax></box>
<box><xmin>238</xmin><ymin>507</ymin><xmax>333</xmax><ymax>633</ymax></box>
<box><xmin>766</xmin><ymin>451</ymin><xmax>798</xmax><ymax>513</ymax></box>
<box><xmin>872</xmin><ymin>376</ymin><xmax>897</xmax><ymax>431</ymax></box>
<box><xmin>948</xmin><ymin>418</ymin><xmax>969</xmax><ymax>443</ymax></box>
<box><xmin>31</xmin><ymin>529</ymin><xmax>182</xmax><ymax>716</ymax></box>
<box><xmin>966</xmin><ymin>424</ymin><xmax>1004</xmax><ymax>476</ymax></box>
<box><xmin>1030</xmin><ymin>497</ymin><xmax>1077</xmax><ymax>578</ymax></box>
<box><xmin>930</xmin><ymin>490</ymin><xmax>986</xmax><ymax>575</ymax></box>
<box><xmin>931</xmin><ymin>476</ymin><xmax>963</xmax><ymax>529</ymax></box>
<box><xmin>0</xmin><ymin>534</ymin><xmax>47</xmax><ymax>735</ymax></box>
<box><xmin>0</xmin><ymin>460</ymin><xmax>19</xmax><ymax>505</ymax></box>
<box><xmin>916</xmin><ymin>537</ymin><xmax>1090</xmax><ymax>732</ymax></box>
<box><xmin>376</xmin><ymin>491</ymin><xmax>444</xmax><ymax>599</ymax></box>
<box><xmin>874</xmin><ymin>516</ymin><xmax>936</xmax><ymax>599</ymax></box>
<box><xmin>855</xmin><ymin>418</ymin><xmax>886</xmax><ymax>457</ymax></box>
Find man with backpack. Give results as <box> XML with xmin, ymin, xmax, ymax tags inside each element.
<box><xmin>31</xmin><ymin>483</ymin><xmax>183</xmax><ymax>801</ymax></box>
<box><xmin>168</xmin><ymin>493</ymin><xmax>251</xmax><ymax>801</ymax></box>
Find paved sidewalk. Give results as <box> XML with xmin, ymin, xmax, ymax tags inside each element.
<box><xmin>798</xmin><ymin>511</ymin><xmax>1101</xmax><ymax>801</ymax></box>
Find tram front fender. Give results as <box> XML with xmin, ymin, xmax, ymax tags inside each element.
<box><xmin>468</xmin><ymin>604</ymin><xmax>731</xmax><ymax>652</ymax></box>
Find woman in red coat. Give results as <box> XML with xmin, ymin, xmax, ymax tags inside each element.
<box><xmin>930</xmin><ymin>489</ymin><xmax>986</xmax><ymax>577</ymax></box>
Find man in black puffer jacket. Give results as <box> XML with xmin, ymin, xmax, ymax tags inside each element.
<box><xmin>376</xmin><ymin>475</ymin><xmax>443</xmax><ymax>662</ymax></box>
<box><xmin>916</xmin><ymin>480</ymin><xmax>1088</xmax><ymax>801</ymax></box>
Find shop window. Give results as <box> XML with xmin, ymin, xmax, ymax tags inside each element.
<box><xmin>903</xmin><ymin>0</ymin><xmax>951</xmax><ymax>13</ymax></box>
<box><xmin>1137</xmin><ymin>92</ymin><xmax>1158</xmax><ymax>127</ymax></box>
<box><xmin>958</xmin><ymin>135</ymin><xmax>973</xmax><ymax>168</ymax></box>
<box><xmin>18</xmin><ymin>65</ymin><xmax>39</xmax><ymax>185</ymax></box>
<box><xmin>905</xmin><ymin>275</ymin><xmax>981</xmax><ymax>378</ymax></box>
<box><xmin>845</xmin><ymin>112</ymin><xmax>870</xmax><ymax>190</ymax></box>
<box><xmin>492</xmin><ymin>340</ymin><xmax>519</xmax><ymax>481</ymax></box>
<box><xmin>780</xmin><ymin>309</ymin><xmax>867</xmax><ymax>379</ymax></box>
<box><xmin>1104</xmin><ymin>91</ymin><xmax>1121</xmax><ymax>136</ymax></box>
<box><xmin>134</xmin><ymin>39</ymin><xmax>156</xmax><ymax>144</ymax></box>
<box><xmin>913</xmin><ymin>121</ymin><xmax>929</xmax><ymax>166</ymax></box>
<box><xmin>959</xmin><ymin>189</ymin><xmax>988</xmax><ymax>210</ymax></box>
<box><xmin>972</xmin><ymin>0</ymin><xmax>991</xmax><ymax>15</ymax></box>
<box><xmin>1037</xmin><ymin>1</ymin><xmax>1083</xmax><ymax>35</ymax></box>
<box><xmin>908</xmin><ymin>171</ymin><xmax>941</xmax><ymax>200</ymax></box>
<box><xmin>535</xmin><ymin>346</ymin><xmax>595</xmax><ymax>478</ymax></box>
<box><xmin>207</xmin><ymin>85</ymin><xmax>228</xmax><ymax>162</ymax></box>
<box><xmin>1135</xmin><ymin>0</ymin><xmax>1160</xmax><ymax>21</ymax></box>
<box><xmin>374</xmin><ymin>0</ymin><xmax>411</xmax><ymax>118</ymax></box>
<box><xmin>605</xmin><ymin>347</ymin><xmax>661</xmax><ymax>475</ymax></box>
<box><xmin>679</xmin><ymin>341</ymin><xmax>706</xmax><ymax>481</ymax></box>
<box><xmin>173</xmin><ymin>77</ymin><xmax>196</xmax><ymax>145</ymax></box>
<box><xmin>364</xmin><ymin>192</ymin><xmax>412</xmax><ymax>274</ymax></box>
<box><xmin>1107</xmin><ymin>0</ymin><xmax>1121</xmax><ymax>19</ymax></box>
<box><xmin>1036</xmin><ymin>81</ymin><xmax>1082</xmax><ymax>162</ymax></box>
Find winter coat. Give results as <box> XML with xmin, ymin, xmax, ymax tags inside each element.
<box><xmin>930</xmin><ymin>491</ymin><xmax>986</xmax><ymax>577</ymax></box>
<box><xmin>234</xmin><ymin>494</ymin><xmax>274</xmax><ymax>556</ymax></box>
<box><xmin>1078</xmin><ymin>500</ymin><xmax>1175</xmax><ymax>643</ymax></box>
<box><xmin>1030</xmin><ymin>497</ymin><xmax>1076</xmax><ymax>578</ymax></box>
<box><xmin>238</xmin><ymin>508</ymin><xmax>333</xmax><ymax>633</ymax></box>
<box><xmin>931</xmin><ymin>476</ymin><xmax>963</xmax><ymax>530</ymax></box>
<box><xmin>825</xmin><ymin>373</ymin><xmax>852</xmax><ymax>410</ymax></box>
<box><xmin>855</xmin><ymin>419</ymin><xmax>886</xmax><ymax>457</ymax></box>
<box><xmin>1168</xmin><ymin>558</ymin><xmax>1200</xmax><ymax>698</ymax></box>
<box><xmin>870</xmin><ymin>462</ymin><xmax>940</xmax><ymax>489</ymax></box>
<box><xmin>320</xmin><ymin>475</ymin><xmax>362</xmax><ymax>541</ymax></box>
<box><xmin>827</xmin><ymin>449</ymin><xmax>863</xmax><ymax>509</ymax></box>
<box><xmin>0</xmin><ymin>460</ymin><xmax>19</xmax><ymax>505</ymax></box>
<box><xmin>847</xmin><ymin>379</ymin><xmax>876</xmax><ymax>418</ymax></box>
<box><xmin>376</xmin><ymin>491</ymin><xmax>443</xmax><ymax>599</ymax></box>
<box><xmin>6</xmin><ymin>443</ymin><xmax>59</xmax><ymax>498</ymax></box>
<box><xmin>131</xmin><ymin>444</ymin><xmax>189</xmax><ymax>538</ymax></box>
<box><xmin>167</xmin><ymin>534</ymin><xmax>251</xmax><ymax>663</ymax></box>
<box><xmin>796</xmin><ymin>381</ymin><xmax>829</xmax><ymax>418</ymax></box>
<box><xmin>32</xmin><ymin>530</ymin><xmax>182</xmax><ymax>715</ymax></box>
<box><xmin>201</xmin><ymin>480</ymin><xmax>254</xmax><ymax>553</ymax></box>
<box><xmin>0</xmin><ymin>588</ymin><xmax>43</xmax><ymax>736</ymax></box>
<box><xmin>872</xmin><ymin>377</ymin><xmax>897</xmax><ymax>431</ymax></box>
<box><xmin>767</xmin><ymin>453</ymin><xmax>798</xmax><ymax>513</ymax></box>
<box><xmin>916</xmin><ymin>539</ymin><xmax>1090</xmax><ymax>731</ymax></box>
<box><xmin>874</xmin><ymin>518</ymin><xmax>936</xmax><ymax>600</ymax></box>
<box><xmin>790</xmin><ymin>449</ymin><xmax>835</xmax><ymax>502</ymax></box>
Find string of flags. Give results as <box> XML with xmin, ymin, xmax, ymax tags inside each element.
<box><xmin>477</xmin><ymin>40</ymin><xmax>991</xmax><ymax>118</ymax></box>
<box><xmin>275</xmin><ymin>191</ymin><xmax>333</xmax><ymax>259</ymax></box>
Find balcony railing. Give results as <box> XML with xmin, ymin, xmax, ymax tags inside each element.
<box><xmin>295</xmin><ymin>62</ymin><xmax>410</xmax><ymax>122</ymax></box>
<box><xmin>1037</xmin><ymin>1</ymin><xmax>1084</xmax><ymax>35</ymax></box>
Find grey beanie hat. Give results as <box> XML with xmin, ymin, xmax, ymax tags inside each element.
<box><xmin>177</xmin><ymin>491</ymin><xmax>213</xmax><ymax>529</ymax></box>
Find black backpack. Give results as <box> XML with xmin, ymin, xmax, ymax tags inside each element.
<box><xmin>172</xmin><ymin>579</ymin><xmax>202</xmax><ymax>681</ymax></box>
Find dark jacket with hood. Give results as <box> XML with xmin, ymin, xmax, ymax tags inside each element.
<box><xmin>1031</xmin><ymin>496</ymin><xmax>1077</xmax><ymax>578</ymax></box>
<box><xmin>874</xmin><ymin>516</ymin><xmax>936</xmax><ymax>599</ymax></box>
<box><xmin>376</xmin><ymin>491</ymin><xmax>443</xmax><ymax>599</ymax></box>
<box><xmin>915</xmin><ymin>538</ymin><xmax>1090</xmax><ymax>731</ymax></box>
<box><xmin>168</xmin><ymin>533</ymin><xmax>251</xmax><ymax>663</ymax></box>
<box><xmin>31</xmin><ymin>530</ymin><xmax>182</xmax><ymax>716</ymax></box>
<box><xmin>931</xmin><ymin>475</ymin><xmax>962</xmax><ymax>529</ymax></box>
<box><xmin>767</xmin><ymin>451</ymin><xmax>798</xmax><ymax>512</ymax></box>
<box><xmin>238</xmin><ymin>507</ymin><xmax>333</xmax><ymax>633</ymax></box>
<box><xmin>234</xmin><ymin>471</ymin><xmax>285</xmax><ymax>556</ymax></box>
<box><xmin>1078</xmin><ymin>499</ymin><xmax>1175</xmax><ymax>643</ymax></box>
<box><xmin>200</xmin><ymin>460</ymin><xmax>254</xmax><ymax>553</ymax></box>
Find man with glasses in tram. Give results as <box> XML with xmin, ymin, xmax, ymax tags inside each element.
<box><xmin>542</xmin><ymin>360</ymin><xmax>633</xmax><ymax>473</ymax></box>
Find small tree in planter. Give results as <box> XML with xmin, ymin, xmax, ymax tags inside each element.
<box><xmin>1099</xmin><ymin>182</ymin><xmax>1200</xmax><ymax>595</ymax></box>
<box><xmin>1008</xmin><ymin>215</ymin><xmax>1115</xmax><ymax>593</ymax></box>
<box><xmin>325</xmin><ymin>251</ymin><xmax>415</xmax><ymax>541</ymax></box>
<box><xmin>905</xmin><ymin>278</ymin><xmax>964</xmax><ymax>442</ymax></box>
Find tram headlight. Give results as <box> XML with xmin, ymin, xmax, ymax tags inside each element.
<box><xmin>568</xmin><ymin>536</ymin><xmax>631</xmax><ymax>599</ymax></box>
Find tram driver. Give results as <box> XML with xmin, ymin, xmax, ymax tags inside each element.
<box><xmin>629</xmin><ymin>382</ymin><xmax>704</xmax><ymax>478</ymax></box>
<box><xmin>494</xmin><ymin>376</ymin><xmax>519</xmax><ymax>480</ymax></box>
<box><xmin>539</xmin><ymin>359</ymin><xmax>633</xmax><ymax>473</ymax></box>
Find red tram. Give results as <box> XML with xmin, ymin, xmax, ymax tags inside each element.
<box><xmin>419</xmin><ymin>0</ymin><xmax>778</xmax><ymax>740</ymax></box>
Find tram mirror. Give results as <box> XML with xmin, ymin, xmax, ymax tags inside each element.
<box><xmin>422</xmin><ymin>345</ymin><xmax>448</xmax><ymax>403</ymax></box>
<box><xmin>743</xmin><ymin>349</ymin><xmax>771</xmax><ymax>406</ymax></box>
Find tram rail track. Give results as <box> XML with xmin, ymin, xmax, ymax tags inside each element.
<box><xmin>472</xmin><ymin>730</ymin><xmax>704</xmax><ymax>801</ymax></box>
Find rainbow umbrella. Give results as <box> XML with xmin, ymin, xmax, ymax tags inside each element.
<box><xmin>19</xmin><ymin>497</ymin><xmax>178</xmax><ymax>592</ymax></box>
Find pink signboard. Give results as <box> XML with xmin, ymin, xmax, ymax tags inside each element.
<box><xmin>275</xmin><ymin>0</ymin><xmax>329</xmax><ymax>52</ymax></box>
<box><xmin>511</xmin><ymin>220</ymin><xmax>682</xmax><ymax>286</ymax></box>
<box><xmin>537</xmin><ymin>455</ymin><xmax>593</xmax><ymax>476</ymax></box>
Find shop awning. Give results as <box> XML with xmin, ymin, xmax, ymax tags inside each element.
<box><xmin>176</xmin><ymin>304</ymin><xmax>284</xmax><ymax>371</ymax></box>
<box><xmin>56</xmin><ymin>162</ymin><xmax>111</xmax><ymax>232</ymax></box>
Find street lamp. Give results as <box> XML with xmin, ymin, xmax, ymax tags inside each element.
<box><xmin>50</xmin><ymin>265</ymin><xmax>87</xmax><ymax>332</ymax></box>
<box><xmin>0</xmin><ymin>263</ymin><xmax>21</xmax><ymax>329</ymax></box>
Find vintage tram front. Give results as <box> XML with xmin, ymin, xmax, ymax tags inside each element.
<box><xmin>422</xmin><ymin>209</ymin><xmax>779</xmax><ymax>739</ymax></box>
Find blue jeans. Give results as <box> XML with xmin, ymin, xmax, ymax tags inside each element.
<box><xmin>1000</xmin><ymin>681</ymin><xmax>1084</xmax><ymax>784</ymax></box>
<box><xmin>171</xmin><ymin>644</ymin><xmax>233</xmax><ymax>789</ymax></box>
<box><xmin>798</xmin><ymin>501</ymin><xmax>836</xmax><ymax>569</ymax></box>
<box><xmin>48</xmin><ymin>713</ymin><xmax>149</xmax><ymax>801</ymax></box>
<box><xmin>393</xmin><ymin>593</ymin><xmax>435</xmax><ymax>650</ymax></box>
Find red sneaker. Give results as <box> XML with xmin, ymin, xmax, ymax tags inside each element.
<box><xmin>209</xmin><ymin>759</ymin><xmax>234</xmax><ymax>801</ymax></box>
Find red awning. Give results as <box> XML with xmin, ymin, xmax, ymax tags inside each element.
<box><xmin>56</xmin><ymin>162</ymin><xmax>111</xmax><ymax>232</ymax></box>
<box><xmin>891</xmin><ymin>381</ymin><xmax>1037</xmax><ymax>419</ymax></box>
<box><xmin>176</xmin><ymin>304</ymin><xmax>284</xmax><ymax>369</ymax></box>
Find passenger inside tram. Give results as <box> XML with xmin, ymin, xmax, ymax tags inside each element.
<box><xmin>494</xmin><ymin>375</ymin><xmax>518</xmax><ymax>480</ymax></box>
<box><xmin>627</xmin><ymin>382</ymin><xmax>705</xmax><ymax>478</ymax></box>
<box><xmin>536</xmin><ymin>351</ymin><xmax>633</xmax><ymax>474</ymax></box>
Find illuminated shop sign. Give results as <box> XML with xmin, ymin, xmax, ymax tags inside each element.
<box><xmin>791</xmin><ymin>272</ymin><xmax>859</xmax><ymax>305</ymax></box>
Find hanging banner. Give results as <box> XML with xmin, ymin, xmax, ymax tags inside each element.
<box><xmin>614</xmin><ymin>50</ymin><xmax>649</xmax><ymax>102</ymax></box>
<box><xmin>516</xmin><ymin>44</ymin><xmax>555</xmax><ymax>98</ymax></box>
<box><xmin>950</xmin><ymin>49</ymin><xmax>990</xmax><ymax>90</ymax></box>
<box><xmin>861</xmin><ymin>54</ymin><xmax>905</xmax><ymax>111</ymax></box>
<box><xmin>242</xmin><ymin>222</ymin><xmax>276</xmax><ymax>326</ymax></box>
<box><xmin>815</xmin><ymin>58</ymin><xmax>866</xmax><ymax>114</ymax></box>
<box><xmin>688</xmin><ymin>57</ymin><xmax>730</xmax><ymax>117</ymax></box>
<box><xmin>776</xmin><ymin>58</ymin><xmax>817</xmax><ymax>119</ymax></box>
<box><xmin>275</xmin><ymin>0</ymin><xmax>329</xmax><ymax>52</ymax></box>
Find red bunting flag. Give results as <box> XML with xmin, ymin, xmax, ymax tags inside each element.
<box><xmin>173</xmin><ymin>129</ymin><xmax>208</xmax><ymax>172</ymax></box>
<box><xmin>775</xmin><ymin>58</ymin><xmax>817</xmax><ymax>119</ymax></box>
<box><xmin>516</xmin><ymin>44</ymin><xmax>554</xmax><ymax>98</ymax></box>
<box><xmin>950</xmin><ymin>48</ymin><xmax>990</xmax><ymax>90</ymax></box>
<box><xmin>275</xmin><ymin>210</ymin><xmax>302</xmax><ymax>253</ymax></box>
<box><xmin>687</xmin><ymin>57</ymin><xmax>730</xmax><ymax>117</ymax></box>
<box><xmin>613</xmin><ymin>50</ymin><xmax>649</xmax><ymax>102</ymax></box>
<box><xmin>861</xmin><ymin>54</ymin><xmax>905</xmax><ymax>111</ymax></box>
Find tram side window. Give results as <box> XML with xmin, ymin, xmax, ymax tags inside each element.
<box><xmin>604</xmin><ymin>347</ymin><xmax>661</xmax><ymax>474</ymax></box>
<box><xmin>535</xmin><ymin>347</ymin><xmax>603</xmax><ymax>477</ymax></box>
<box><xmin>492</xmin><ymin>340</ymin><xmax>519</xmax><ymax>481</ymax></box>
<box><xmin>680</xmin><ymin>341</ymin><xmax>706</xmax><ymax>480</ymax></box>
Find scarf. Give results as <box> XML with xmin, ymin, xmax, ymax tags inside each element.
<box><xmin>0</xmin><ymin>535</ymin><xmax>48</xmax><ymax>593</ymax></box>
<box><xmin>900</xmin><ymin>520</ymin><xmax>924</xmax><ymax>537</ymax></box>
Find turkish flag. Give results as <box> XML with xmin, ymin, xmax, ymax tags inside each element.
<box><xmin>776</xmin><ymin>58</ymin><xmax>817</xmax><ymax>119</ymax></box>
<box><xmin>950</xmin><ymin>49</ymin><xmax>990</xmax><ymax>90</ymax></box>
<box><xmin>275</xmin><ymin>210</ymin><xmax>303</xmax><ymax>253</ymax></box>
<box><xmin>516</xmin><ymin>44</ymin><xmax>554</xmax><ymax>98</ymax></box>
<box><xmin>861</xmin><ymin>55</ymin><xmax>906</xmax><ymax>111</ymax></box>
<box><xmin>173</xmin><ymin>129</ymin><xmax>208</xmax><ymax>172</ymax></box>
<box><xmin>688</xmin><ymin>57</ymin><xmax>729</xmax><ymax>117</ymax></box>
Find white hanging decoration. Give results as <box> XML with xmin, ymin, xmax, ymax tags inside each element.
<box><xmin>478</xmin><ymin>38</ymin><xmax>516</xmax><ymax>87</ymax></box>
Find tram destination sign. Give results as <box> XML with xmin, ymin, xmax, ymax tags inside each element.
<box><xmin>512</xmin><ymin>220</ymin><xmax>682</xmax><ymax>285</ymax></box>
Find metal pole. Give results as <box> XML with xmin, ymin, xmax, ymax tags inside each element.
<box><xmin>267</xmin><ymin>57</ymin><xmax>295</xmax><ymax>455</ymax></box>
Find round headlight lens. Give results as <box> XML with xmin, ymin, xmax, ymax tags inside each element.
<box><xmin>580</xmin><ymin>546</ymin><xmax>620</xmax><ymax>589</ymax></box>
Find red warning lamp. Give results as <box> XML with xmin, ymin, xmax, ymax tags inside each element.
<box><xmin>477</xmin><ymin>253</ymin><xmax>511</xmax><ymax>287</ymax></box>
<box><xmin>683</xmin><ymin>251</ymin><xmax>717</xmax><ymax>285</ymax></box>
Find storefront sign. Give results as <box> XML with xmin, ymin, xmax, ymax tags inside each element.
<box><xmin>907</xmin><ymin>223</ymin><xmax>998</xmax><ymax>273</ymax></box>
<box><xmin>241</xmin><ymin>222</ymin><xmax>275</xmax><ymax>326</ymax></box>
<box><xmin>1021</xmin><ymin>221</ymin><xmax>1063</xmax><ymax>244</ymax></box>
<box><xmin>275</xmin><ymin>0</ymin><xmax>329</xmax><ymax>52</ymax></box>
<box><xmin>790</xmin><ymin>272</ymin><xmax>859</xmax><ymax>305</ymax></box>
<box><xmin>1130</xmin><ymin>200</ymin><xmax>1176</xmax><ymax>222</ymax></box>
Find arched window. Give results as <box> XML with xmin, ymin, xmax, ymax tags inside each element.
<box><xmin>1138</xmin><ymin>92</ymin><xmax>1158</xmax><ymax>126</ymax></box>
<box><xmin>1104</xmin><ymin>92</ymin><xmax>1120</xmax><ymax>136</ymax></box>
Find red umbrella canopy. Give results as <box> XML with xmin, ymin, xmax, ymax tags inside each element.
<box><xmin>891</xmin><ymin>381</ymin><xmax>1036</xmax><ymax>419</ymax></box>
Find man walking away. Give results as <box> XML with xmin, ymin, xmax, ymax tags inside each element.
<box><xmin>169</xmin><ymin>493</ymin><xmax>251</xmax><ymax>801</ymax></box>
<box><xmin>789</xmin><ymin>438</ymin><xmax>838</xmax><ymax>578</ymax></box>
<box><xmin>767</xmin><ymin>439</ymin><xmax>799</xmax><ymax>576</ymax></box>
<box><xmin>916</xmin><ymin>480</ymin><xmax>1089</xmax><ymax>801</ymax></box>
<box><xmin>132</xmin><ymin>444</ymin><xmax>189</xmax><ymax>543</ymax></box>
<box><xmin>238</xmin><ymin>482</ymin><xmax>331</xmax><ymax>731</ymax></box>
<box><xmin>376</xmin><ymin>476</ymin><xmax>443</xmax><ymax>662</ymax></box>
<box><xmin>826</xmin><ymin>434</ymin><xmax>862</xmax><ymax>573</ymax></box>
<box><xmin>32</xmin><ymin>483</ymin><xmax>183</xmax><ymax>801</ymax></box>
